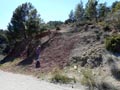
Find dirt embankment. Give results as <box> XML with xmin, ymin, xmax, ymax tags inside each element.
<box><xmin>0</xmin><ymin>24</ymin><xmax>105</xmax><ymax>72</ymax></box>
<box><xmin>29</xmin><ymin>33</ymin><xmax>81</xmax><ymax>72</ymax></box>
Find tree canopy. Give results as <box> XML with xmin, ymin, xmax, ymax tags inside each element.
<box><xmin>85</xmin><ymin>0</ymin><xmax>98</xmax><ymax>21</ymax></box>
<box><xmin>74</xmin><ymin>1</ymin><xmax>84</xmax><ymax>21</ymax></box>
<box><xmin>69</xmin><ymin>10</ymin><xmax>75</xmax><ymax>21</ymax></box>
<box><xmin>7</xmin><ymin>2</ymin><xmax>41</xmax><ymax>43</ymax></box>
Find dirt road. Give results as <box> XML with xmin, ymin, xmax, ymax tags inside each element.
<box><xmin>0</xmin><ymin>70</ymin><xmax>84</xmax><ymax>90</ymax></box>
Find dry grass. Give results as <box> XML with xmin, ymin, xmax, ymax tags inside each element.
<box><xmin>80</xmin><ymin>68</ymin><xmax>96</xmax><ymax>87</ymax></box>
<box><xmin>0</xmin><ymin>58</ymin><xmax>33</xmax><ymax>75</ymax></box>
<box><xmin>50</xmin><ymin>68</ymin><xmax>76</xmax><ymax>84</ymax></box>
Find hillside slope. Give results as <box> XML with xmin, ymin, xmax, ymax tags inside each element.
<box><xmin>0</xmin><ymin>24</ymin><xmax>120</xmax><ymax>90</ymax></box>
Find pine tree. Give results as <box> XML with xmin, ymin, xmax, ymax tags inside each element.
<box><xmin>8</xmin><ymin>2</ymin><xmax>41</xmax><ymax>42</ymax></box>
<box><xmin>85</xmin><ymin>0</ymin><xmax>98</xmax><ymax>22</ymax></box>
<box><xmin>69</xmin><ymin>10</ymin><xmax>75</xmax><ymax>21</ymax></box>
<box><xmin>74</xmin><ymin>1</ymin><xmax>84</xmax><ymax>21</ymax></box>
<box><xmin>98</xmin><ymin>3</ymin><xmax>108</xmax><ymax>20</ymax></box>
<box><xmin>112</xmin><ymin>1</ymin><xmax>120</xmax><ymax>12</ymax></box>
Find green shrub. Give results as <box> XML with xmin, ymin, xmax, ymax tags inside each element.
<box><xmin>106</xmin><ymin>11</ymin><xmax>120</xmax><ymax>31</ymax></box>
<box><xmin>103</xmin><ymin>25</ymin><xmax>111</xmax><ymax>31</ymax></box>
<box><xmin>81</xmin><ymin>69</ymin><xmax>95</xmax><ymax>86</ymax></box>
<box><xmin>98</xmin><ymin>21</ymin><xmax>111</xmax><ymax>31</ymax></box>
<box><xmin>56</xmin><ymin>27</ymin><xmax>61</xmax><ymax>31</ymax></box>
<box><xmin>51</xmin><ymin>73</ymin><xmax>73</xmax><ymax>84</ymax></box>
<box><xmin>81</xmin><ymin>69</ymin><xmax>97</xmax><ymax>90</ymax></box>
<box><xmin>105</xmin><ymin>34</ymin><xmax>120</xmax><ymax>53</ymax></box>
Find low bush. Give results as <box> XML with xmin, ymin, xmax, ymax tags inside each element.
<box><xmin>98</xmin><ymin>21</ymin><xmax>111</xmax><ymax>31</ymax></box>
<box><xmin>105</xmin><ymin>34</ymin><xmax>120</xmax><ymax>53</ymax></box>
<box><xmin>103</xmin><ymin>25</ymin><xmax>111</xmax><ymax>32</ymax></box>
<box><xmin>81</xmin><ymin>68</ymin><xmax>98</xmax><ymax>90</ymax></box>
<box><xmin>64</xmin><ymin>19</ymin><xmax>76</xmax><ymax>24</ymax></box>
<box><xmin>56</xmin><ymin>27</ymin><xmax>61</xmax><ymax>31</ymax></box>
<box><xmin>105</xmin><ymin>11</ymin><xmax>120</xmax><ymax>31</ymax></box>
<box><xmin>96</xmin><ymin>82</ymin><xmax>119</xmax><ymax>90</ymax></box>
<box><xmin>51</xmin><ymin>69</ymin><xmax>75</xmax><ymax>84</ymax></box>
<box><xmin>81</xmin><ymin>69</ymin><xmax>95</xmax><ymax>87</ymax></box>
<box><xmin>51</xmin><ymin>74</ymin><xmax>70</xmax><ymax>84</ymax></box>
<box><xmin>81</xmin><ymin>68</ymin><xmax>119</xmax><ymax>90</ymax></box>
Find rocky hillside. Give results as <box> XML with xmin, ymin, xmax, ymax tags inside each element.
<box><xmin>0</xmin><ymin>24</ymin><xmax>120</xmax><ymax>90</ymax></box>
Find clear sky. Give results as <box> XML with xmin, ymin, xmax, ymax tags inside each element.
<box><xmin>0</xmin><ymin>0</ymin><xmax>118</xmax><ymax>29</ymax></box>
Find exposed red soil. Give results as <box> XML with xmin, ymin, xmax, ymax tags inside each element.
<box><xmin>31</xmin><ymin>33</ymin><xmax>80</xmax><ymax>72</ymax></box>
<box><xmin>0</xmin><ymin>31</ymin><xmax>80</xmax><ymax>73</ymax></box>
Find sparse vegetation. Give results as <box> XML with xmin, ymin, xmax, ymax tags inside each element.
<box><xmin>98</xmin><ymin>21</ymin><xmax>111</xmax><ymax>31</ymax></box>
<box><xmin>51</xmin><ymin>69</ymin><xmax>76</xmax><ymax>84</ymax></box>
<box><xmin>105</xmin><ymin>34</ymin><xmax>120</xmax><ymax>53</ymax></box>
<box><xmin>47</xmin><ymin>21</ymin><xmax>63</xmax><ymax>29</ymax></box>
<box><xmin>51</xmin><ymin>73</ymin><xmax>71</xmax><ymax>84</ymax></box>
<box><xmin>81</xmin><ymin>69</ymin><xmax>96</xmax><ymax>87</ymax></box>
<box><xmin>51</xmin><ymin>70</ymin><xmax>75</xmax><ymax>84</ymax></box>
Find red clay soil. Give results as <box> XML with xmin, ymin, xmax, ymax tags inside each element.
<box><xmin>34</xmin><ymin>33</ymin><xmax>80</xmax><ymax>72</ymax></box>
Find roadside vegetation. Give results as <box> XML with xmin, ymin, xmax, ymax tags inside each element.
<box><xmin>105</xmin><ymin>35</ymin><xmax>120</xmax><ymax>53</ymax></box>
<box><xmin>51</xmin><ymin>72</ymin><xmax>75</xmax><ymax>84</ymax></box>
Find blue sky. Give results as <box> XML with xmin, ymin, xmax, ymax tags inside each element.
<box><xmin>0</xmin><ymin>0</ymin><xmax>118</xmax><ymax>29</ymax></box>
